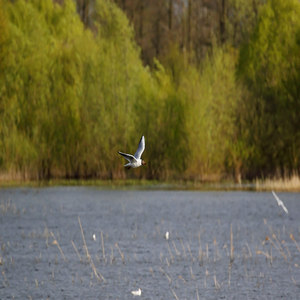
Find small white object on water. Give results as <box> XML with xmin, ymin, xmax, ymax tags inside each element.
<box><xmin>131</xmin><ymin>288</ymin><xmax>142</xmax><ymax>296</ymax></box>
<box><xmin>165</xmin><ymin>231</ymin><xmax>170</xmax><ymax>240</ymax></box>
<box><xmin>272</xmin><ymin>190</ymin><xmax>288</xmax><ymax>214</ymax></box>
<box><xmin>92</xmin><ymin>234</ymin><xmax>96</xmax><ymax>241</ymax></box>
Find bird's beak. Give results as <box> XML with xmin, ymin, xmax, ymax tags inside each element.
<box><xmin>142</xmin><ymin>160</ymin><xmax>146</xmax><ymax>166</ymax></box>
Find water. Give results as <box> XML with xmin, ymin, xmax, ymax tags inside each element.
<box><xmin>0</xmin><ymin>187</ymin><xmax>299</xmax><ymax>299</ymax></box>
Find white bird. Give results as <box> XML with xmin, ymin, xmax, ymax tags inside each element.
<box><xmin>272</xmin><ymin>190</ymin><xmax>288</xmax><ymax>214</ymax></box>
<box><xmin>165</xmin><ymin>231</ymin><xmax>169</xmax><ymax>240</ymax></box>
<box><xmin>118</xmin><ymin>136</ymin><xmax>146</xmax><ymax>169</ymax></box>
<box><xmin>131</xmin><ymin>288</ymin><xmax>142</xmax><ymax>296</ymax></box>
<box><xmin>92</xmin><ymin>234</ymin><xmax>96</xmax><ymax>241</ymax></box>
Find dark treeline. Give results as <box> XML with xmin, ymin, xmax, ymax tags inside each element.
<box><xmin>0</xmin><ymin>0</ymin><xmax>299</xmax><ymax>181</ymax></box>
<box><xmin>78</xmin><ymin>0</ymin><xmax>262</xmax><ymax>66</ymax></box>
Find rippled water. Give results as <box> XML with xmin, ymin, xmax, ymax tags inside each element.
<box><xmin>0</xmin><ymin>187</ymin><xmax>299</xmax><ymax>299</ymax></box>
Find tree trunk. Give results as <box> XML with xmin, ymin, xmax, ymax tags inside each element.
<box><xmin>219</xmin><ymin>0</ymin><xmax>226</xmax><ymax>44</ymax></box>
<box><xmin>168</xmin><ymin>0</ymin><xmax>173</xmax><ymax>30</ymax></box>
<box><xmin>187</xmin><ymin>0</ymin><xmax>192</xmax><ymax>51</ymax></box>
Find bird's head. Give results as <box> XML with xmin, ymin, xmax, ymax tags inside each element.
<box><xmin>142</xmin><ymin>160</ymin><xmax>146</xmax><ymax>166</ymax></box>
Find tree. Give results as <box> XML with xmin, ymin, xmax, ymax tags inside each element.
<box><xmin>238</xmin><ymin>0</ymin><xmax>300</xmax><ymax>177</ymax></box>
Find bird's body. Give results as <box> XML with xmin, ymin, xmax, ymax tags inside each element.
<box><xmin>272</xmin><ymin>190</ymin><xmax>288</xmax><ymax>214</ymax></box>
<box><xmin>131</xmin><ymin>288</ymin><xmax>142</xmax><ymax>296</ymax></box>
<box><xmin>118</xmin><ymin>136</ymin><xmax>146</xmax><ymax>169</ymax></box>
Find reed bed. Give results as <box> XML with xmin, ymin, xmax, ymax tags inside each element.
<box><xmin>255</xmin><ymin>174</ymin><xmax>300</xmax><ymax>191</ymax></box>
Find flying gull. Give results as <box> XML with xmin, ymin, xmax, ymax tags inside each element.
<box><xmin>272</xmin><ymin>190</ymin><xmax>288</xmax><ymax>214</ymax></box>
<box><xmin>118</xmin><ymin>136</ymin><xmax>146</xmax><ymax>169</ymax></box>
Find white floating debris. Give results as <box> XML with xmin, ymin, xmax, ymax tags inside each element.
<box><xmin>272</xmin><ymin>190</ymin><xmax>288</xmax><ymax>214</ymax></box>
<box><xmin>92</xmin><ymin>234</ymin><xmax>96</xmax><ymax>241</ymax></box>
<box><xmin>165</xmin><ymin>231</ymin><xmax>169</xmax><ymax>240</ymax></box>
<box><xmin>131</xmin><ymin>288</ymin><xmax>142</xmax><ymax>296</ymax></box>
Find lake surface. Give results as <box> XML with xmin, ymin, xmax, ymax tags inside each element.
<box><xmin>0</xmin><ymin>187</ymin><xmax>299</xmax><ymax>299</ymax></box>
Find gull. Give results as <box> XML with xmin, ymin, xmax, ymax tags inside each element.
<box><xmin>131</xmin><ymin>288</ymin><xmax>142</xmax><ymax>296</ymax></box>
<box><xmin>118</xmin><ymin>136</ymin><xmax>146</xmax><ymax>169</ymax></box>
<box><xmin>92</xmin><ymin>234</ymin><xmax>96</xmax><ymax>241</ymax></box>
<box><xmin>272</xmin><ymin>190</ymin><xmax>288</xmax><ymax>214</ymax></box>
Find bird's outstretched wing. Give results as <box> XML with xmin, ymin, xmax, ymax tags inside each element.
<box><xmin>118</xmin><ymin>151</ymin><xmax>137</xmax><ymax>163</ymax></box>
<box><xmin>134</xmin><ymin>136</ymin><xmax>145</xmax><ymax>159</ymax></box>
<box><xmin>272</xmin><ymin>191</ymin><xmax>288</xmax><ymax>214</ymax></box>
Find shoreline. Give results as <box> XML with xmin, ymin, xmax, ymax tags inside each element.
<box><xmin>0</xmin><ymin>177</ymin><xmax>300</xmax><ymax>192</ymax></box>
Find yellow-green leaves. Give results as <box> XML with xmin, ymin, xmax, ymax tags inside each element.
<box><xmin>238</xmin><ymin>0</ymin><xmax>300</xmax><ymax>177</ymax></box>
<box><xmin>0</xmin><ymin>0</ymin><xmax>299</xmax><ymax>181</ymax></box>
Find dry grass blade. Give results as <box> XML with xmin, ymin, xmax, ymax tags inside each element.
<box><xmin>172</xmin><ymin>241</ymin><xmax>180</xmax><ymax>256</ymax></box>
<box><xmin>91</xmin><ymin>259</ymin><xmax>105</xmax><ymax>283</ymax></box>
<box><xmin>204</xmin><ymin>268</ymin><xmax>208</xmax><ymax>288</ymax></box>
<box><xmin>159</xmin><ymin>267</ymin><xmax>172</xmax><ymax>284</ymax></box>
<box><xmin>115</xmin><ymin>243</ymin><xmax>125</xmax><ymax>263</ymax></box>
<box><xmin>78</xmin><ymin>217</ymin><xmax>105</xmax><ymax>282</ymax></box>
<box><xmin>78</xmin><ymin>216</ymin><xmax>90</xmax><ymax>261</ymax></box>
<box><xmin>230</xmin><ymin>224</ymin><xmax>234</xmax><ymax>263</ymax></box>
<box><xmin>71</xmin><ymin>240</ymin><xmax>82</xmax><ymax>262</ymax></box>
<box><xmin>101</xmin><ymin>231</ymin><xmax>105</xmax><ymax>260</ymax></box>
<box><xmin>167</xmin><ymin>242</ymin><xmax>174</xmax><ymax>262</ymax></box>
<box><xmin>110</xmin><ymin>246</ymin><xmax>114</xmax><ymax>264</ymax></box>
<box><xmin>214</xmin><ymin>274</ymin><xmax>221</xmax><ymax>289</ymax></box>
<box><xmin>256</xmin><ymin>250</ymin><xmax>272</xmax><ymax>260</ymax></box>
<box><xmin>228</xmin><ymin>263</ymin><xmax>232</xmax><ymax>287</ymax></box>
<box><xmin>291</xmin><ymin>276</ymin><xmax>298</xmax><ymax>286</ymax></box>
<box><xmin>265</xmin><ymin>235</ymin><xmax>287</xmax><ymax>261</ymax></box>
<box><xmin>170</xmin><ymin>288</ymin><xmax>179</xmax><ymax>300</ymax></box>
<box><xmin>179</xmin><ymin>238</ymin><xmax>187</xmax><ymax>258</ymax></box>
<box><xmin>1</xmin><ymin>270</ymin><xmax>8</xmax><ymax>287</ymax></box>
<box><xmin>196</xmin><ymin>286</ymin><xmax>200</xmax><ymax>300</ymax></box>
<box><xmin>190</xmin><ymin>266</ymin><xmax>195</xmax><ymax>280</ymax></box>
<box><xmin>187</xmin><ymin>243</ymin><xmax>195</xmax><ymax>262</ymax></box>
<box><xmin>206</xmin><ymin>243</ymin><xmax>209</xmax><ymax>261</ymax></box>
<box><xmin>245</xmin><ymin>242</ymin><xmax>252</xmax><ymax>257</ymax></box>
<box><xmin>50</xmin><ymin>231</ymin><xmax>66</xmax><ymax>262</ymax></box>
<box><xmin>281</xmin><ymin>240</ymin><xmax>291</xmax><ymax>258</ymax></box>
<box><xmin>198</xmin><ymin>232</ymin><xmax>203</xmax><ymax>263</ymax></box>
<box><xmin>178</xmin><ymin>275</ymin><xmax>187</xmax><ymax>284</ymax></box>
<box><xmin>213</xmin><ymin>237</ymin><xmax>220</xmax><ymax>262</ymax></box>
<box><xmin>272</xmin><ymin>233</ymin><xmax>288</xmax><ymax>258</ymax></box>
<box><xmin>290</xmin><ymin>233</ymin><xmax>300</xmax><ymax>252</ymax></box>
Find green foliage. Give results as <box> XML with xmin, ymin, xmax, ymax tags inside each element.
<box><xmin>148</xmin><ymin>60</ymin><xmax>188</xmax><ymax>179</ymax></box>
<box><xmin>177</xmin><ymin>47</ymin><xmax>243</xmax><ymax>180</ymax></box>
<box><xmin>226</xmin><ymin>0</ymin><xmax>263</xmax><ymax>45</ymax></box>
<box><xmin>238</xmin><ymin>0</ymin><xmax>300</xmax><ymax>177</ymax></box>
<box><xmin>0</xmin><ymin>0</ymin><xmax>165</xmax><ymax>179</ymax></box>
<box><xmin>0</xmin><ymin>0</ymin><xmax>298</xmax><ymax>181</ymax></box>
